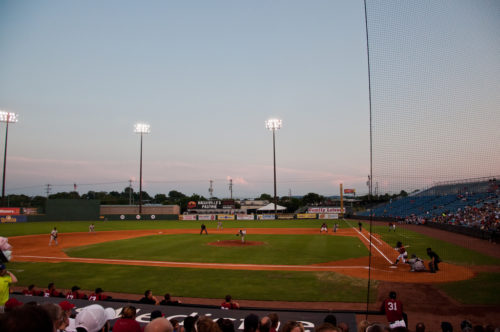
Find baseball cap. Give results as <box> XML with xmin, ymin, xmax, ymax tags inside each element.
<box><xmin>75</xmin><ymin>304</ymin><xmax>116</xmax><ymax>332</ymax></box>
<box><xmin>72</xmin><ymin>285</ymin><xmax>81</xmax><ymax>292</ymax></box>
<box><xmin>0</xmin><ymin>263</ymin><xmax>6</xmax><ymax>270</ymax></box>
<box><xmin>4</xmin><ymin>298</ymin><xmax>23</xmax><ymax>310</ymax></box>
<box><xmin>59</xmin><ymin>300</ymin><xmax>75</xmax><ymax>311</ymax></box>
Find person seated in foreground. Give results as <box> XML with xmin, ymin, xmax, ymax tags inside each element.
<box><xmin>160</xmin><ymin>293</ymin><xmax>181</xmax><ymax>305</ymax></box>
<box><xmin>220</xmin><ymin>295</ymin><xmax>240</xmax><ymax>310</ymax></box>
<box><xmin>139</xmin><ymin>289</ymin><xmax>159</xmax><ymax>305</ymax></box>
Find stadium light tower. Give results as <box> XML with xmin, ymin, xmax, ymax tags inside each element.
<box><xmin>134</xmin><ymin>123</ymin><xmax>150</xmax><ymax>215</ymax></box>
<box><xmin>0</xmin><ymin>111</ymin><xmax>18</xmax><ymax>206</ymax></box>
<box><xmin>265</xmin><ymin>118</ymin><xmax>282</xmax><ymax>216</ymax></box>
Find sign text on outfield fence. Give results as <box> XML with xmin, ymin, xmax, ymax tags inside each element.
<box><xmin>297</xmin><ymin>213</ymin><xmax>317</xmax><ymax>219</ymax></box>
<box><xmin>307</xmin><ymin>207</ymin><xmax>345</xmax><ymax>214</ymax></box>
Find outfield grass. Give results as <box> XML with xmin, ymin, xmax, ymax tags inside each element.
<box><xmin>0</xmin><ymin>219</ymin><xmax>349</xmax><ymax>237</ymax></box>
<box><xmin>8</xmin><ymin>261</ymin><xmax>377</xmax><ymax>302</ymax></box>
<box><xmin>65</xmin><ymin>234</ymin><xmax>368</xmax><ymax>265</ymax></box>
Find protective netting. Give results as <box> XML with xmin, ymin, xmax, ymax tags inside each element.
<box><xmin>365</xmin><ymin>0</ymin><xmax>500</xmax><ymax>195</ymax></box>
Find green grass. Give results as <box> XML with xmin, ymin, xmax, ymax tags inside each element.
<box><xmin>8</xmin><ymin>261</ymin><xmax>377</xmax><ymax>302</ymax></box>
<box><xmin>0</xmin><ymin>219</ymin><xmax>351</xmax><ymax>237</ymax></box>
<box><xmin>437</xmin><ymin>272</ymin><xmax>500</xmax><ymax>305</ymax></box>
<box><xmin>65</xmin><ymin>234</ymin><xmax>368</xmax><ymax>265</ymax></box>
<box><xmin>353</xmin><ymin>221</ymin><xmax>500</xmax><ymax>266</ymax></box>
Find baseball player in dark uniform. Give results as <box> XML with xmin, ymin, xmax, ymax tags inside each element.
<box><xmin>200</xmin><ymin>224</ymin><xmax>208</xmax><ymax>235</ymax></box>
<box><xmin>427</xmin><ymin>247</ymin><xmax>441</xmax><ymax>273</ymax></box>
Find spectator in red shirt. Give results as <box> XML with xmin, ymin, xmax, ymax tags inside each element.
<box><xmin>88</xmin><ymin>287</ymin><xmax>111</xmax><ymax>301</ymax></box>
<box><xmin>66</xmin><ymin>285</ymin><xmax>87</xmax><ymax>300</ymax></box>
<box><xmin>380</xmin><ymin>291</ymin><xmax>406</xmax><ymax>329</ymax></box>
<box><xmin>221</xmin><ymin>295</ymin><xmax>240</xmax><ymax>310</ymax></box>
<box><xmin>113</xmin><ymin>306</ymin><xmax>142</xmax><ymax>332</ymax></box>
<box><xmin>22</xmin><ymin>284</ymin><xmax>42</xmax><ymax>296</ymax></box>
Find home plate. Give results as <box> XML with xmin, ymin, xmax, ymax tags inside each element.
<box><xmin>390</xmin><ymin>266</ymin><xmax>398</xmax><ymax>269</ymax></box>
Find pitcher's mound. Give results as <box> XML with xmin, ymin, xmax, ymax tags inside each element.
<box><xmin>208</xmin><ymin>240</ymin><xmax>264</xmax><ymax>247</ymax></box>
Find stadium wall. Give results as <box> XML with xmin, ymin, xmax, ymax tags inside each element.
<box><xmin>100</xmin><ymin>205</ymin><xmax>180</xmax><ymax>215</ymax></box>
<box><xmin>45</xmin><ymin>199</ymin><xmax>101</xmax><ymax>221</ymax></box>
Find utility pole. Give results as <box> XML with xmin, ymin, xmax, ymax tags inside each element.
<box><xmin>208</xmin><ymin>180</ymin><xmax>214</xmax><ymax>199</ymax></box>
<box><xmin>129</xmin><ymin>179</ymin><xmax>133</xmax><ymax>205</ymax></box>
<box><xmin>46</xmin><ymin>184</ymin><xmax>51</xmax><ymax>198</ymax></box>
<box><xmin>229</xmin><ymin>178</ymin><xmax>233</xmax><ymax>199</ymax></box>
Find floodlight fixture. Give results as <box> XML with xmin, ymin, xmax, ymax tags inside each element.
<box><xmin>265</xmin><ymin>118</ymin><xmax>282</xmax><ymax>216</ymax></box>
<box><xmin>0</xmin><ymin>110</ymin><xmax>19</xmax><ymax>205</ymax></box>
<box><xmin>134</xmin><ymin>123</ymin><xmax>151</xmax><ymax>134</ymax></box>
<box><xmin>134</xmin><ymin>122</ymin><xmax>150</xmax><ymax>214</ymax></box>
<box><xmin>265</xmin><ymin>118</ymin><xmax>282</xmax><ymax>131</ymax></box>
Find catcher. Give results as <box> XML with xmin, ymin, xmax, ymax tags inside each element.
<box><xmin>406</xmin><ymin>254</ymin><xmax>426</xmax><ymax>272</ymax></box>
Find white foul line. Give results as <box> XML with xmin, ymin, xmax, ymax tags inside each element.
<box><xmin>14</xmin><ymin>255</ymin><xmax>370</xmax><ymax>270</ymax></box>
<box><xmin>353</xmin><ymin>228</ymin><xmax>393</xmax><ymax>264</ymax></box>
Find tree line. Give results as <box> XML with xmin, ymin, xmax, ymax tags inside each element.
<box><xmin>4</xmin><ymin>189</ymin><xmax>409</xmax><ymax>213</ymax></box>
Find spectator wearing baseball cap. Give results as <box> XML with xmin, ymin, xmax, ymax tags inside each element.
<box><xmin>0</xmin><ymin>263</ymin><xmax>18</xmax><ymax>313</ymax></box>
<box><xmin>4</xmin><ymin>298</ymin><xmax>23</xmax><ymax>312</ymax></box>
<box><xmin>75</xmin><ymin>304</ymin><xmax>116</xmax><ymax>332</ymax></box>
<box><xmin>67</xmin><ymin>285</ymin><xmax>87</xmax><ymax>300</ymax></box>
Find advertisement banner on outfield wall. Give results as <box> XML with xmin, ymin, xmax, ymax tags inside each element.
<box><xmin>319</xmin><ymin>213</ymin><xmax>338</xmax><ymax>219</ymax></box>
<box><xmin>217</xmin><ymin>214</ymin><xmax>235</xmax><ymax>220</ymax></box>
<box><xmin>277</xmin><ymin>214</ymin><xmax>295</xmax><ymax>220</ymax></box>
<box><xmin>307</xmin><ymin>207</ymin><xmax>345</xmax><ymax>214</ymax></box>
<box><xmin>236</xmin><ymin>214</ymin><xmax>254</xmax><ymax>220</ymax></box>
<box><xmin>0</xmin><ymin>215</ymin><xmax>27</xmax><ymax>223</ymax></box>
<box><xmin>198</xmin><ymin>214</ymin><xmax>216</xmax><ymax>221</ymax></box>
<box><xmin>179</xmin><ymin>215</ymin><xmax>197</xmax><ymax>221</ymax></box>
<box><xmin>297</xmin><ymin>213</ymin><xmax>317</xmax><ymax>219</ymax></box>
<box><xmin>257</xmin><ymin>214</ymin><xmax>275</xmax><ymax>220</ymax></box>
<box><xmin>0</xmin><ymin>207</ymin><xmax>20</xmax><ymax>215</ymax></box>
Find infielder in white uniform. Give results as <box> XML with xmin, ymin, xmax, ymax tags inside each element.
<box><xmin>49</xmin><ymin>227</ymin><xmax>58</xmax><ymax>246</ymax></box>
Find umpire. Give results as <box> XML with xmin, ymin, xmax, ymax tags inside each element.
<box><xmin>427</xmin><ymin>247</ymin><xmax>441</xmax><ymax>273</ymax></box>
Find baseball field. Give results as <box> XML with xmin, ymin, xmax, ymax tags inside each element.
<box><xmin>2</xmin><ymin>218</ymin><xmax>499</xmax><ymax>308</ymax></box>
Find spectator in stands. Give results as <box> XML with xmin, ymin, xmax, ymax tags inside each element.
<box><xmin>151</xmin><ymin>311</ymin><xmax>164</xmax><ymax>321</ymax></box>
<box><xmin>113</xmin><ymin>306</ymin><xmax>142</xmax><ymax>332</ymax></box>
<box><xmin>160</xmin><ymin>293</ymin><xmax>181</xmax><ymax>305</ymax></box>
<box><xmin>44</xmin><ymin>282</ymin><xmax>63</xmax><ymax>298</ymax></box>
<box><xmin>268</xmin><ymin>313</ymin><xmax>279</xmax><ymax>332</ymax></box>
<box><xmin>357</xmin><ymin>320</ymin><xmax>370</xmax><ymax>332</ymax></box>
<box><xmin>315</xmin><ymin>323</ymin><xmax>341</xmax><ymax>332</ymax></box>
<box><xmin>183</xmin><ymin>315</ymin><xmax>199</xmax><ymax>332</ymax></box>
<box><xmin>88</xmin><ymin>288</ymin><xmax>111</xmax><ymax>301</ymax></box>
<box><xmin>22</xmin><ymin>284</ymin><xmax>42</xmax><ymax>296</ymax></box>
<box><xmin>139</xmin><ymin>290</ymin><xmax>159</xmax><ymax>305</ymax></box>
<box><xmin>243</xmin><ymin>314</ymin><xmax>259</xmax><ymax>332</ymax></box>
<box><xmin>171</xmin><ymin>319</ymin><xmax>184</xmax><ymax>332</ymax></box>
<box><xmin>337</xmin><ymin>322</ymin><xmax>349</xmax><ymax>332</ymax></box>
<box><xmin>0</xmin><ymin>264</ymin><xmax>17</xmax><ymax>312</ymax></box>
<box><xmin>197</xmin><ymin>316</ymin><xmax>222</xmax><ymax>332</ymax></box>
<box><xmin>67</xmin><ymin>285</ymin><xmax>87</xmax><ymax>300</ymax></box>
<box><xmin>221</xmin><ymin>295</ymin><xmax>240</xmax><ymax>309</ymax></box>
<box><xmin>4</xmin><ymin>298</ymin><xmax>23</xmax><ymax>312</ymax></box>
<box><xmin>0</xmin><ymin>303</ymin><xmax>54</xmax><ymax>332</ymax></box>
<box><xmin>281</xmin><ymin>321</ymin><xmax>305</xmax><ymax>332</ymax></box>
<box><xmin>41</xmin><ymin>302</ymin><xmax>70</xmax><ymax>332</ymax></box>
<box><xmin>145</xmin><ymin>317</ymin><xmax>173</xmax><ymax>332</ymax></box>
<box><xmin>441</xmin><ymin>322</ymin><xmax>453</xmax><ymax>332</ymax></box>
<box><xmin>460</xmin><ymin>321</ymin><xmax>472</xmax><ymax>332</ymax></box>
<box><xmin>217</xmin><ymin>319</ymin><xmax>235</xmax><ymax>332</ymax></box>
<box><xmin>259</xmin><ymin>316</ymin><xmax>272</xmax><ymax>332</ymax></box>
<box><xmin>416</xmin><ymin>323</ymin><xmax>425</xmax><ymax>332</ymax></box>
<box><xmin>59</xmin><ymin>301</ymin><xmax>76</xmax><ymax>332</ymax></box>
<box><xmin>75</xmin><ymin>304</ymin><xmax>115</xmax><ymax>332</ymax></box>
<box><xmin>323</xmin><ymin>315</ymin><xmax>337</xmax><ymax>327</ymax></box>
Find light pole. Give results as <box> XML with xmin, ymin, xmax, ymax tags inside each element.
<box><xmin>0</xmin><ymin>111</ymin><xmax>18</xmax><ymax>206</ymax></box>
<box><xmin>265</xmin><ymin>118</ymin><xmax>282</xmax><ymax>216</ymax></box>
<box><xmin>134</xmin><ymin>123</ymin><xmax>150</xmax><ymax>214</ymax></box>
